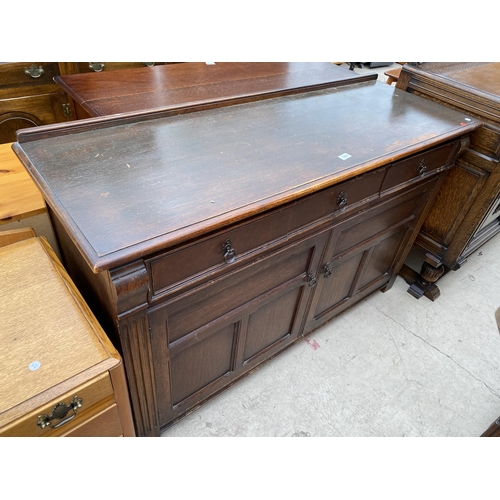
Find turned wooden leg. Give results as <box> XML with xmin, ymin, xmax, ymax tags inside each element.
<box><xmin>399</xmin><ymin>258</ymin><xmax>445</xmax><ymax>301</ymax></box>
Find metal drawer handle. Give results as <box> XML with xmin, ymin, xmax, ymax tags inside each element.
<box><xmin>36</xmin><ymin>395</ymin><xmax>83</xmax><ymax>430</ymax></box>
<box><xmin>89</xmin><ymin>62</ymin><xmax>105</xmax><ymax>72</ymax></box>
<box><xmin>337</xmin><ymin>190</ymin><xmax>347</xmax><ymax>211</ymax></box>
<box><xmin>418</xmin><ymin>159</ymin><xmax>427</xmax><ymax>176</ymax></box>
<box><xmin>306</xmin><ymin>272</ymin><xmax>317</xmax><ymax>288</ymax></box>
<box><xmin>222</xmin><ymin>239</ymin><xmax>236</xmax><ymax>264</ymax></box>
<box><xmin>323</xmin><ymin>263</ymin><xmax>332</xmax><ymax>279</ymax></box>
<box><xmin>493</xmin><ymin>202</ymin><xmax>500</xmax><ymax>216</ymax></box>
<box><xmin>24</xmin><ymin>64</ymin><xmax>44</xmax><ymax>78</ymax></box>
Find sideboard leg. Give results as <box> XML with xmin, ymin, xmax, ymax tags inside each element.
<box><xmin>400</xmin><ymin>261</ymin><xmax>444</xmax><ymax>301</ymax></box>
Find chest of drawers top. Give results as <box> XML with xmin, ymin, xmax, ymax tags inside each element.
<box><xmin>13</xmin><ymin>81</ymin><xmax>480</xmax><ymax>273</ymax></box>
<box><xmin>0</xmin><ymin>236</ymin><xmax>121</xmax><ymax>430</ymax></box>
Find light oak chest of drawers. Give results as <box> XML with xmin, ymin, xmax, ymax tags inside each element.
<box><xmin>0</xmin><ymin>234</ymin><xmax>135</xmax><ymax>437</ymax></box>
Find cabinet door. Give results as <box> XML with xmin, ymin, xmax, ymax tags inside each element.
<box><xmin>148</xmin><ymin>230</ymin><xmax>329</xmax><ymax>428</ymax></box>
<box><xmin>304</xmin><ymin>180</ymin><xmax>437</xmax><ymax>334</ymax></box>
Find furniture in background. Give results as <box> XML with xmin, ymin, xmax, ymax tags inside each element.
<box><xmin>384</xmin><ymin>67</ymin><xmax>402</xmax><ymax>85</ymax></box>
<box><xmin>0</xmin><ymin>228</ymin><xmax>135</xmax><ymax>436</ymax></box>
<box><xmin>0</xmin><ymin>142</ymin><xmax>60</xmax><ymax>257</ymax></box>
<box><xmin>13</xmin><ymin>80</ymin><xmax>479</xmax><ymax>436</ymax></box>
<box><xmin>53</xmin><ymin>62</ymin><xmax>377</xmax><ymax>118</ymax></box>
<box><xmin>396</xmin><ymin>62</ymin><xmax>500</xmax><ymax>300</ymax></box>
<box><xmin>0</xmin><ymin>63</ymin><xmax>171</xmax><ymax>144</ymax></box>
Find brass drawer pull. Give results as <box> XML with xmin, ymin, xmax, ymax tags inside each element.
<box><xmin>36</xmin><ymin>395</ymin><xmax>83</xmax><ymax>430</ymax></box>
<box><xmin>24</xmin><ymin>64</ymin><xmax>44</xmax><ymax>78</ymax></box>
<box><xmin>418</xmin><ymin>159</ymin><xmax>427</xmax><ymax>176</ymax></box>
<box><xmin>89</xmin><ymin>62</ymin><xmax>105</xmax><ymax>72</ymax></box>
<box><xmin>222</xmin><ymin>239</ymin><xmax>236</xmax><ymax>264</ymax></box>
<box><xmin>337</xmin><ymin>190</ymin><xmax>347</xmax><ymax>211</ymax></box>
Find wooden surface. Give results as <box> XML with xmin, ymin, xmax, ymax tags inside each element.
<box><xmin>14</xmin><ymin>81</ymin><xmax>480</xmax><ymax>273</ymax></box>
<box><xmin>0</xmin><ymin>142</ymin><xmax>46</xmax><ymax>223</ymax></box>
<box><xmin>0</xmin><ymin>227</ymin><xmax>36</xmax><ymax>247</ymax></box>
<box><xmin>0</xmin><ymin>236</ymin><xmax>134</xmax><ymax>436</ymax></box>
<box><xmin>54</xmin><ymin>62</ymin><xmax>378</xmax><ymax>118</ymax></box>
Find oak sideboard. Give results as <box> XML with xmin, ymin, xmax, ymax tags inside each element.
<box><xmin>13</xmin><ymin>81</ymin><xmax>480</xmax><ymax>436</ymax></box>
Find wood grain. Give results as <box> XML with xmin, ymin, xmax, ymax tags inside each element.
<box><xmin>54</xmin><ymin>62</ymin><xmax>378</xmax><ymax>117</ymax></box>
<box><xmin>14</xmin><ymin>82</ymin><xmax>481</xmax><ymax>273</ymax></box>
<box><xmin>0</xmin><ymin>142</ymin><xmax>46</xmax><ymax>222</ymax></box>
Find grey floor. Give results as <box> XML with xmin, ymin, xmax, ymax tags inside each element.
<box><xmin>161</xmin><ymin>64</ymin><xmax>500</xmax><ymax>437</ymax></box>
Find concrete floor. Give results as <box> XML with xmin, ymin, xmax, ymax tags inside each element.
<box><xmin>161</xmin><ymin>231</ymin><xmax>500</xmax><ymax>437</ymax></box>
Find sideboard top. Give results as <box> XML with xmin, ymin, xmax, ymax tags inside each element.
<box><xmin>13</xmin><ymin>81</ymin><xmax>481</xmax><ymax>272</ymax></box>
<box><xmin>54</xmin><ymin>62</ymin><xmax>377</xmax><ymax>117</ymax></box>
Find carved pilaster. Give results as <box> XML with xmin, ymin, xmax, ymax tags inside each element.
<box><xmin>109</xmin><ymin>260</ymin><xmax>158</xmax><ymax>436</ymax></box>
<box><xmin>118</xmin><ymin>311</ymin><xmax>159</xmax><ymax>437</ymax></box>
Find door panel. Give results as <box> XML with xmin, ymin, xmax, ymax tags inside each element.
<box><xmin>150</xmin><ymin>230</ymin><xmax>329</xmax><ymax>427</ymax></box>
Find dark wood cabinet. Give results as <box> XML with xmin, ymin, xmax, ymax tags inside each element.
<box><xmin>13</xmin><ymin>81</ymin><xmax>480</xmax><ymax>436</ymax></box>
<box><xmin>0</xmin><ymin>63</ymin><xmax>73</xmax><ymax>143</ymax></box>
<box><xmin>396</xmin><ymin>62</ymin><xmax>500</xmax><ymax>299</ymax></box>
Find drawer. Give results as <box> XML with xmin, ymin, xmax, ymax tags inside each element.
<box><xmin>0</xmin><ymin>62</ymin><xmax>60</xmax><ymax>89</ymax></box>
<box><xmin>381</xmin><ymin>141</ymin><xmax>457</xmax><ymax>193</ymax></box>
<box><xmin>62</xmin><ymin>402</ymin><xmax>123</xmax><ymax>437</ymax></box>
<box><xmin>77</xmin><ymin>62</ymin><xmax>165</xmax><ymax>73</ymax></box>
<box><xmin>148</xmin><ymin>168</ymin><xmax>385</xmax><ymax>294</ymax></box>
<box><xmin>0</xmin><ymin>373</ymin><xmax>113</xmax><ymax>437</ymax></box>
<box><xmin>160</xmin><ymin>231</ymin><xmax>327</xmax><ymax>344</ymax></box>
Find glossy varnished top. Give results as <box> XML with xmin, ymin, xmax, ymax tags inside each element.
<box><xmin>54</xmin><ymin>62</ymin><xmax>377</xmax><ymax>117</ymax></box>
<box><xmin>14</xmin><ymin>81</ymin><xmax>480</xmax><ymax>272</ymax></box>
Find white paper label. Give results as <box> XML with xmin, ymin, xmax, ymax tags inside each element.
<box><xmin>338</xmin><ymin>153</ymin><xmax>352</xmax><ymax>160</ymax></box>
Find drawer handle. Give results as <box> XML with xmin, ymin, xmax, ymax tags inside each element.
<box><xmin>222</xmin><ymin>239</ymin><xmax>236</xmax><ymax>264</ymax></box>
<box><xmin>89</xmin><ymin>62</ymin><xmax>106</xmax><ymax>72</ymax></box>
<box><xmin>418</xmin><ymin>160</ymin><xmax>427</xmax><ymax>176</ymax></box>
<box><xmin>337</xmin><ymin>191</ymin><xmax>347</xmax><ymax>211</ymax></box>
<box><xmin>493</xmin><ymin>202</ymin><xmax>500</xmax><ymax>215</ymax></box>
<box><xmin>306</xmin><ymin>272</ymin><xmax>317</xmax><ymax>288</ymax></box>
<box><xmin>24</xmin><ymin>64</ymin><xmax>44</xmax><ymax>78</ymax></box>
<box><xmin>36</xmin><ymin>395</ymin><xmax>83</xmax><ymax>430</ymax></box>
<box><xmin>323</xmin><ymin>263</ymin><xmax>332</xmax><ymax>279</ymax></box>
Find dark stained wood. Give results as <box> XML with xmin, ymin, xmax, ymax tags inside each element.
<box><xmin>13</xmin><ymin>81</ymin><xmax>481</xmax><ymax>435</ymax></box>
<box><xmin>396</xmin><ymin>62</ymin><xmax>500</xmax><ymax>298</ymax></box>
<box><xmin>14</xmin><ymin>82</ymin><xmax>479</xmax><ymax>273</ymax></box>
<box><xmin>54</xmin><ymin>62</ymin><xmax>378</xmax><ymax>118</ymax></box>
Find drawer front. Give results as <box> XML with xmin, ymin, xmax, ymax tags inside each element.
<box><xmin>62</xmin><ymin>402</ymin><xmax>123</xmax><ymax>437</ymax></box>
<box><xmin>77</xmin><ymin>62</ymin><xmax>165</xmax><ymax>73</ymax></box>
<box><xmin>161</xmin><ymin>232</ymin><xmax>327</xmax><ymax>344</ymax></box>
<box><xmin>0</xmin><ymin>62</ymin><xmax>60</xmax><ymax>88</ymax></box>
<box><xmin>0</xmin><ymin>374</ymin><xmax>113</xmax><ymax>437</ymax></box>
<box><xmin>381</xmin><ymin>141</ymin><xmax>456</xmax><ymax>193</ymax></box>
<box><xmin>148</xmin><ymin>168</ymin><xmax>385</xmax><ymax>295</ymax></box>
